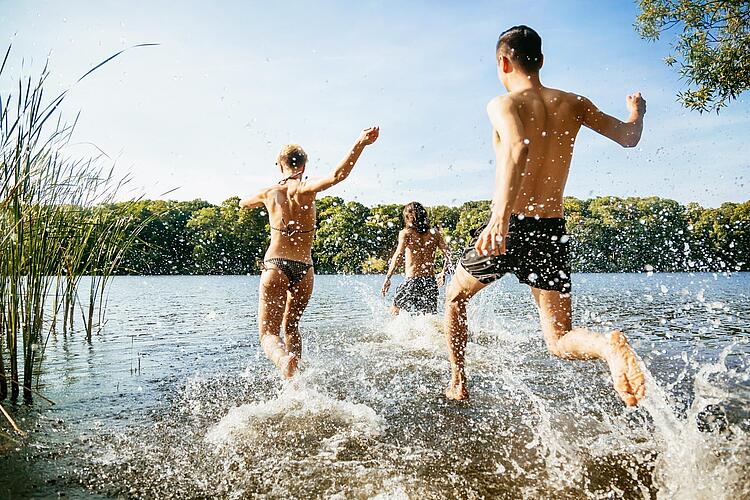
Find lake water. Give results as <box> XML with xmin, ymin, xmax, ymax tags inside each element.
<box><xmin>1</xmin><ymin>273</ymin><xmax>749</xmax><ymax>499</ymax></box>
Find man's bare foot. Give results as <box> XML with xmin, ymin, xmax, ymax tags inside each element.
<box><xmin>445</xmin><ymin>376</ymin><xmax>468</xmax><ymax>401</ymax></box>
<box><xmin>605</xmin><ymin>331</ymin><xmax>646</xmax><ymax>406</ymax></box>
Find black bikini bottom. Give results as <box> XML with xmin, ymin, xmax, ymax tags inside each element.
<box><xmin>263</xmin><ymin>258</ymin><xmax>313</xmax><ymax>287</ymax></box>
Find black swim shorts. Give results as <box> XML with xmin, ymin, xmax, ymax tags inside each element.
<box><xmin>460</xmin><ymin>214</ymin><xmax>572</xmax><ymax>293</ymax></box>
<box><xmin>393</xmin><ymin>276</ymin><xmax>439</xmax><ymax>314</ymax></box>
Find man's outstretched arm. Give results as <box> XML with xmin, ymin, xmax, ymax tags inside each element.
<box><xmin>301</xmin><ymin>126</ymin><xmax>379</xmax><ymax>194</ymax></box>
<box><xmin>475</xmin><ymin>96</ymin><xmax>529</xmax><ymax>256</ymax></box>
<box><xmin>381</xmin><ymin>230</ymin><xmax>406</xmax><ymax>296</ymax></box>
<box><xmin>581</xmin><ymin>92</ymin><xmax>646</xmax><ymax>148</ymax></box>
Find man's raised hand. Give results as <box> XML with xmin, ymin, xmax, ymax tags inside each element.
<box><xmin>627</xmin><ymin>92</ymin><xmax>646</xmax><ymax>117</ymax></box>
<box><xmin>358</xmin><ymin>126</ymin><xmax>380</xmax><ymax>146</ymax></box>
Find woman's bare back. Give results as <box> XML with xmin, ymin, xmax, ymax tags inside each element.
<box><xmin>264</xmin><ymin>180</ymin><xmax>318</xmax><ymax>264</ymax></box>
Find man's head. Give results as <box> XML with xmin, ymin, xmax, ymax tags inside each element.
<box><xmin>277</xmin><ymin>144</ymin><xmax>308</xmax><ymax>173</ymax></box>
<box><xmin>403</xmin><ymin>202</ymin><xmax>430</xmax><ymax>234</ymax></box>
<box><xmin>496</xmin><ymin>25</ymin><xmax>543</xmax><ymax>86</ymax></box>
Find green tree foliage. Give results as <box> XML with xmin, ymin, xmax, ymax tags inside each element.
<box><xmin>451</xmin><ymin>201</ymin><xmax>491</xmax><ymax>251</ymax></box>
<box><xmin>688</xmin><ymin>201</ymin><xmax>750</xmax><ymax>271</ymax></box>
<box><xmin>365</xmin><ymin>204</ymin><xmax>403</xmax><ymax>262</ymax></box>
<box><xmin>636</xmin><ymin>0</ymin><xmax>750</xmax><ymax>112</ymax></box>
<box><xmin>565</xmin><ymin>197</ymin><xmax>692</xmax><ymax>272</ymax></box>
<box><xmin>187</xmin><ymin>197</ymin><xmax>268</xmax><ymax>274</ymax></box>
<box><xmin>314</xmin><ymin>198</ymin><xmax>371</xmax><ymax>274</ymax></box>
<box><xmin>119</xmin><ymin>199</ymin><xmax>210</xmax><ymax>274</ymax></box>
<box><xmin>97</xmin><ymin>195</ymin><xmax>750</xmax><ymax>275</ymax></box>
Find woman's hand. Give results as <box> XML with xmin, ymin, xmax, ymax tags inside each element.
<box><xmin>358</xmin><ymin>126</ymin><xmax>380</xmax><ymax>146</ymax></box>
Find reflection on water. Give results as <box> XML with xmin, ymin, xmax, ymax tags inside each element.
<box><xmin>1</xmin><ymin>273</ymin><xmax>749</xmax><ymax>499</ymax></box>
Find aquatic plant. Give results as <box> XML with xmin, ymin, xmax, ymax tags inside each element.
<box><xmin>0</xmin><ymin>46</ymin><xmax>148</xmax><ymax>407</ymax></box>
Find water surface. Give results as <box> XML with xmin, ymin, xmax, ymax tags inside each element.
<box><xmin>1</xmin><ymin>273</ymin><xmax>749</xmax><ymax>499</ymax></box>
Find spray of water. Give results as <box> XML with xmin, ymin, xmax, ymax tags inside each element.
<box><xmin>17</xmin><ymin>274</ymin><xmax>747</xmax><ymax>498</ymax></box>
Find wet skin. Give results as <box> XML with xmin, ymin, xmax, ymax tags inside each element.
<box><xmin>240</xmin><ymin>127</ymin><xmax>379</xmax><ymax>378</ymax></box>
<box><xmin>381</xmin><ymin>228</ymin><xmax>452</xmax><ymax>315</ymax></box>
<box><xmin>445</xmin><ymin>53</ymin><xmax>647</xmax><ymax>406</ymax></box>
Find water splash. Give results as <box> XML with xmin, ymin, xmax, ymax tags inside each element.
<box><xmin>206</xmin><ymin>378</ymin><xmax>386</xmax><ymax>457</ymax></box>
<box><xmin>642</xmin><ymin>344</ymin><xmax>750</xmax><ymax>499</ymax></box>
<box><xmin>2</xmin><ymin>275</ymin><xmax>747</xmax><ymax>499</ymax></box>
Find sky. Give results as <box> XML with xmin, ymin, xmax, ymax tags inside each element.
<box><xmin>1</xmin><ymin>0</ymin><xmax>748</xmax><ymax>208</ymax></box>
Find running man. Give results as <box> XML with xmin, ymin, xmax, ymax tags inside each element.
<box><xmin>381</xmin><ymin>202</ymin><xmax>452</xmax><ymax>315</ymax></box>
<box><xmin>444</xmin><ymin>26</ymin><xmax>647</xmax><ymax>405</ymax></box>
<box><xmin>239</xmin><ymin>126</ymin><xmax>379</xmax><ymax>378</ymax></box>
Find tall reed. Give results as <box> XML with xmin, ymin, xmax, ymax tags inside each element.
<box><xmin>0</xmin><ymin>46</ymin><xmax>148</xmax><ymax>404</ymax></box>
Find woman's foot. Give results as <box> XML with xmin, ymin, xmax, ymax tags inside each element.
<box><xmin>279</xmin><ymin>352</ymin><xmax>298</xmax><ymax>379</ymax></box>
<box><xmin>262</xmin><ymin>335</ymin><xmax>298</xmax><ymax>379</ymax></box>
<box><xmin>445</xmin><ymin>370</ymin><xmax>468</xmax><ymax>400</ymax></box>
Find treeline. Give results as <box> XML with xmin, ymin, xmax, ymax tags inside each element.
<box><xmin>104</xmin><ymin>196</ymin><xmax>750</xmax><ymax>275</ymax></box>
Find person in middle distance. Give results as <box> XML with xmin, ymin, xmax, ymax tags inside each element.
<box><xmin>381</xmin><ymin>202</ymin><xmax>453</xmax><ymax>315</ymax></box>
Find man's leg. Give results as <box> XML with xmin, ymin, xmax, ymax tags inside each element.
<box><xmin>531</xmin><ymin>288</ymin><xmax>646</xmax><ymax>406</ymax></box>
<box><xmin>258</xmin><ymin>269</ymin><xmax>297</xmax><ymax>378</ymax></box>
<box><xmin>444</xmin><ymin>265</ymin><xmax>487</xmax><ymax>400</ymax></box>
<box><xmin>282</xmin><ymin>270</ymin><xmax>314</xmax><ymax>361</ymax></box>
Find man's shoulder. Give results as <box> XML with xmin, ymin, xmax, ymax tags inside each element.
<box><xmin>487</xmin><ymin>94</ymin><xmax>514</xmax><ymax>110</ymax></box>
<box><xmin>542</xmin><ymin>87</ymin><xmax>590</xmax><ymax>105</ymax></box>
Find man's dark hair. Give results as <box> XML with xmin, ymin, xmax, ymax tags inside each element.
<box><xmin>403</xmin><ymin>202</ymin><xmax>430</xmax><ymax>234</ymax></box>
<box><xmin>496</xmin><ymin>25</ymin><xmax>543</xmax><ymax>73</ymax></box>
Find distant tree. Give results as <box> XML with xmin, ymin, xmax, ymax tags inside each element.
<box><xmin>101</xmin><ymin>195</ymin><xmax>749</xmax><ymax>275</ymax></box>
<box><xmin>314</xmin><ymin>197</ymin><xmax>371</xmax><ymax>273</ymax></box>
<box><xmin>452</xmin><ymin>201</ymin><xmax>491</xmax><ymax>251</ymax></box>
<box><xmin>365</xmin><ymin>204</ymin><xmax>402</xmax><ymax>262</ymax></box>
<box><xmin>234</xmin><ymin>200</ymin><xmax>270</xmax><ymax>272</ymax></box>
<box><xmin>572</xmin><ymin>196</ymin><xmax>691</xmax><ymax>272</ymax></box>
<box><xmin>120</xmin><ymin>199</ymin><xmax>210</xmax><ymax>274</ymax></box>
<box><xmin>636</xmin><ymin>0</ymin><xmax>750</xmax><ymax>112</ymax></box>
<box><xmin>187</xmin><ymin>197</ymin><xmax>268</xmax><ymax>274</ymax></box>
<box><xmin>428</xmin><ymin>205</ymin><xmax>461</xmax><ymax>233</ymax></box>
<box><xmin>689</xmin><ymin>200</ymin><xmax>750</xmax><ymax>271</ymax></box>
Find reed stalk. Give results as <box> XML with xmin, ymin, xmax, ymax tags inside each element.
<box><xmin>0</xmin><ymin>44</ymin><xmax>152</xmax><ymax>404</ymax></box>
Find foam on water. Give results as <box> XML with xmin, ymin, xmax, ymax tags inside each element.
<box><xmin>356</xmin><ymin>283</ymin><xmax>750</xmax><ymax>499</ymax></box>
<box><xmin>381</xmin><ymin>312</ymin><xmax>445</xmax><ymax>352</ymax></box>
<box><xmin>642</xmin><ymin>344</ymin><xmax>750</xmax><ymax>499</ymax></box>
<box><xmin>2</xmin><ymin>274</ymin><xmax>748</xmax><ymax>498</ymax></box>
<box><xmin>206</xmin><ymin>378</ymin><xmax>386</xmax><ymax>454</ymax></box>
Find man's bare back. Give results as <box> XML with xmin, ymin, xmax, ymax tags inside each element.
<box><xmin>487</xmin><ymin>87</ymin><xmax>645</xmax><ymax>222</ymax></box>
<box><xmin>492</xmin><ymin>88</ymin><xmax>581</xmax><ymax>218</ymax></box>
<box><xmin>402</xmin><ymin>228</ymin><xmax>442</xmax><ymax>277</ymax></box>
